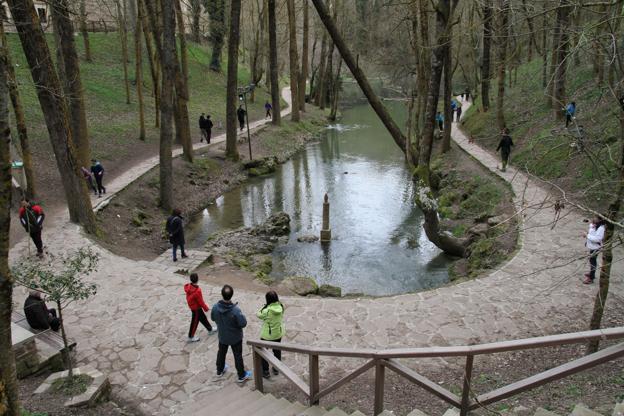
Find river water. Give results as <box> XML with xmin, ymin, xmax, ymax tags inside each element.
<box><xmin>186</xmin><ymin>103</ymin><xmax>452</xmax><ymax>295</ymax></box>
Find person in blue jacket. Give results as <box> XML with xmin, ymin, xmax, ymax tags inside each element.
<box><xmin>565</xmin><ymin>101</ymin><xmax>576</xmax><ymax>127</ymax></box>
<box><xmin>436</xmin><ymin>112</ymin><xmax>444</xmax><ymax>131</ymax></box>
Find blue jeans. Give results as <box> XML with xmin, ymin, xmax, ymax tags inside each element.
<box><xmin>172</xmin><ymin>244</ymin><xmax>185</xmax><ymax>260</ymax></box>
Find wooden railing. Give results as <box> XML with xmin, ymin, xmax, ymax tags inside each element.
<box><xmin>248</xmin><ymin>327</ymin><xmax>624</xmax><ymax>416</ymax></box>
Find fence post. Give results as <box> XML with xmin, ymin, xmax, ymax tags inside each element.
<box><xmin>309</xmin><ymin>354</ymin><xmax>320</xmax><ymax>405</ymax></box>
<box><xmin>374</xmin><ymin>360</ymin><xmax>385</xmax><ymax>416</ymax></box>
<box><xmin>460</xmin><ymin>355</ymin><xmax>474</xmax><ymax>416</ymax></box>
<box><xmin>253</xmin><ymin>347</ymin><xmax>264</xmax><ymax>393</ymax></box>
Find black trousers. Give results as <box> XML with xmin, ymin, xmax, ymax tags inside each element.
<box><xmin>30</xmin><ymin>230</ymin><xmax>43</xmax><ymax>254</ymax></box>
<box><xmin>566</xmin><ymin>114</ymin><xmax>572</xmax><ymax>127</ymax></box>
<box><xmin>266</xmin><ymin>109</ymin><xmax>272</xmax><ymax>118</ymax></box>
<box><xmin>239</xmin><ymin>119</ymin><xmax>245</xmax><ymax>130</ymax></box>
<box><xmin>95</xmin><ymin>174</ymin><xmax>106</xmax><ymax>194</ymax></box>
<box><xmin>206</xmin><ymin>129</ymin><xmax>211</xmax><ymax>143</ymax></box>
<box><xmin>217</xmin><ymin>341</ymin><xmax>245</xmax><ymax>378</ymax></box>
<box><xmin>260</xmin><ymin>337</ymin><xmax>282</xmax><ymax>373</ymax></box>
<box><xmin>589</xmin><ymin>249</ymin><xmax>599</xmax><ymax>280</ymax></box>
<box><xmin>188</xmin><ymin>309</ymin><xmax>212</xmax><ymax>337</ymax></box>
<box><xmin>438</xmin><ymin>120</ymin><xmax>443</xmax><ymax>130</ymax></box>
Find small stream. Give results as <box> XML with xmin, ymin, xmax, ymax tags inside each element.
<box><xmin>186</xmin><ymin>103</ymin><xmax>452</xmax><ymax>296</ymax></box>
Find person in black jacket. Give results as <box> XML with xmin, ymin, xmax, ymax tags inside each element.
<box><xmin>24</xmin><ymin>291</ymin><xmax>60</xmax><ymax>332</ymax></box>
<box><xmin>166</xmin><ymin>208</ymin><xmax>187</xmax><ymax>262</ymax></box>
<box><xmin>237</xmin><ymin>105</ymin><xmax>246</xmax><ymax>131</ymax></box>
<box><xmin>496</xmin><ymin>128</ymin><xmax>514</xmax><ymax>172</ymax></box>
<box><xmin>199</xmin><ymin>113</ymin><xmax>207</xmax><ymax>142</ymax></box>
<box><xmin>19</xmin><ymin>199</ymin><xmax>45</xmax><ymax>256</ymax></box>
<box><xmin>90</xmin><ymin>159</ymin><xmax>106</xmax><ymax>197</ymax></box>
<box><xmin>205</xmin><ymin>115</ymin><xmax>214</xmax><ymax>144</ymax></box>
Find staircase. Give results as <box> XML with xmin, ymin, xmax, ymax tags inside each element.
<box><xmin>180</xmin><ymin>385</ymin><xmax>624</xmax><ymax>416</ymax></box>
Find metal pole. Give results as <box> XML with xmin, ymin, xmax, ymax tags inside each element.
<box><xmin>244</xmin><ymin>91</ymin><xmax>253</xmax><ymax>160</ymax></box>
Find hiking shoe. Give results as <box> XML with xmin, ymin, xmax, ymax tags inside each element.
<box><xmin>181</xmin><ymin>254</ymin><xmax>188</xmax><ymax>259</ymax></box>
<box><xmin>217</xmin><ymin>363</ymin><xmax>229</xmax><ymax>377</ymax></box>
<box><xmin>272</xmin><ymin>368</ymin><xmax>279</xmax><ymax>376</ymax></box>
<box><xmin>188</xmin><ymin>336</ymin><xmax>200</xmax><ymax>342</ymax></box>
<box><xmin>237</xmin><ymin>371</ymin><xmax>252</xmax><ymax>383</ymax></box>
<box><xmin>583</xmin><ymin>277</ymin><xmax>593</xmax><ymax>284</ymax></box>
<box><xmin>262</xmin><ymin>371</ymin><xmax>270</xmax><ymax>379</ymax></box>
<box><xmin>173</xmin><ymin>258</ymin><xmax>178</xmax><ymax>262</ymax></box>
<box><xmin>208</xmin><ymin>326</ymin><xmax>218</xmax><ymax>334</ymax></box>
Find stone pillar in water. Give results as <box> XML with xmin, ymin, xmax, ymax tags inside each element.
<box><xmin>320</xmin><ymin>193</ymin><xmax>331</xmax><ymax>242</ymax></box>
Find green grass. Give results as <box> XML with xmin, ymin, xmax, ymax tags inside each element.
<box><xmin>462</xmin><ymin>57</ymin><xmax>621</xmax><ymax>208</ymax></box>
<box><xmin>6</xmin><ymin>32</ymin><xmax>278</xmax><ymax>160</ymax></box>
<box><xmin>51</xmin><ymin>374</ymin><xmax>92</xmax><ymax>396</ymax></box>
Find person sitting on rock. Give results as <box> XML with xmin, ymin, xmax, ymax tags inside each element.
<box><xmin>257</xmin><ymin>290</ymin><xmax>284</xmax><ymax>379</ymax></box>
<box><xmin>24</xmin><ymin>290</ymin><xmax>60</xmax><ymax>332</ymax></box>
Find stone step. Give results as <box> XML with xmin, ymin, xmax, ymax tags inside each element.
<box><xmin>443</xmin><ymin>409</ymin><xmax>460</xmax><ymax>416</ymax></box>
<box><xmin>229</xmin><ymin>392</ymin><xmax>275</xmax><ymax>416</ymax></box>
<box><xmin>379</xmin><ymin>411</ymin><xmax>397</xmax><ymax>416</ymax></box>
<box><xmin>613</xmin><ymin>402</ymin><xmax>624</xmax><ymax>416</ymax></box>
<box><xmin>534</xmin><ymin>408</ymin><xmax>562</xmax><ymax>416</ymax></box>
<box><xmin>350</xmin><ymin>411</ymin><xmax>367</xmax><ymax>416</ymax></box>
<box><xmin>324</xmin><ymin>408</ymin><xmax>350</xmax><ymax>416</ymax></box>
<box><xmin>180</xmin><ymin>384</ymin><xmax>254</xmax><ymax>415</ymax></box>
<box><xmin>217</xmin><ymin>389</ymin><xmax>264</xmax><ymax>415</ymax></box>
<box><xmin>273</xmin><ymin>400</ymin><xmax>308</xmax><ymax>416</ymax></box>
<box><xmin>297</xmin><ymin>406</ymin><xmax>327</xmax><ymax>416</ymax></box>
<box><xmin>407</xmin><ymin>408</ymin><xmax>429</xmax><ymax>416</ymax></box>
<box><xmin>571</xmin><ymin>405</ymin><xmax>604</xmax><ymax>416</ymax></box>
<box><xmin>254</xmin><ymin>396</ymin><xmax>291</xmax><ymax>416</ymax></box>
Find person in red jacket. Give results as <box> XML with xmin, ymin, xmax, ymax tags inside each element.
<box><xmin>19</xmin><ymin>199</ymin><xmax>45</xmax><ymax>257</ymax></box>
<box><xmin>184</xmin><ymin>273</ymin><xmax>216</xmax><ymax>342</ymax></box>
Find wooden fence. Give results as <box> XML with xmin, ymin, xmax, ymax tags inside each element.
<box><xmin>249</xmin><ymin>327</ymin><xmax>624</xmax><ymax>416</ymax></box>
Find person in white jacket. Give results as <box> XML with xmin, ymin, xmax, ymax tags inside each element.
<box><xmin>584</xmin><ymin>216</ymin><xmax>605</xmax><ymax>284</ymax></box>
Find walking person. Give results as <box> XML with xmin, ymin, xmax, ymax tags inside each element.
<box><xmin>19</xmin><ymin>198</ymin><xmax>45</xmax><ymax>257</ymax></box>
<box><xmin>81</xmin><ymin>166</ymin><xmax>97</xmax><ymax>196</ymax></box>
<box><xmin>199</xmin><ymin>113</ymin><xmax>207</xmax><ymax>142</ymax></box>
<box><xmin>211</xmin><ymin>285</ymin><xmax>252</xmax><ymax>383</ymax></box>
<box><xmin>464</xmin><ymin>88</ymin><xmax>470</xmax><ymax>101</ymax></box>
<box><xmin>435</xmin><ymin>112</ymin><xmax>444</xmax><ymax>131</ymax></box>
<box><xmin>456</xmin><ymin>105</ymin><xmax>463</xmax><ymax>122</ymax></box>
<box><xmin>496</xmin><ymin>128</ymin><xmax>514</xmax><ymax>172</ymax></box>
<box><xmin>166</xmin><ymin>208</ymin><xmax>187</xmax><ymax>262</ymax></box>
<box><xmin>185</xmin><ymin>273</ymin><xmax>216</xmax><ymax>342</ymax></box>
<box><xmin>205</xmin><ymin>115</ymin><xmax>214</xmax><ymax>144</ymax></box>
<box><xmin>264</xmin><ymin>101</ymin><xmax>272</xmax><ymax>119</ymax></box>
<box><xmin>237</xmin><ymin>105</ymin><xmax>247</xmax><ymax>131</ymax></box>
<box><xmin>565</xmin><ymin>101</ymin><xmax>576</xmax><ymax>128</ymax></box>
<box><xmin>90</xmin><ymin>159</ymin><xmax>106</xmax><ymax>197</ymax></box>
<box><xmin>257</xmin><ymin>290</ymin><xmax>284</xmax><ymax>379</ymax></box>
<box><xmin>583</xmin><ymin>216</ymin><xmax>605</xmax><ymax>284</ymax></box>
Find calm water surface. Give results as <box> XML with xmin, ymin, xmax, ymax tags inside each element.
<box><xmin>187</xmin><ymin>103</ymin><xmax>452</xmax><ymax>295</ymax></box>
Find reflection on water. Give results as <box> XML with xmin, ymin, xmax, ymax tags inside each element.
<box><xmin>187</xmin><ymin>103</ymin><xmax>452</xmax><ymax>295</ymax></box>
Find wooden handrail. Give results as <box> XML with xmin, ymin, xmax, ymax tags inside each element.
<box><xmin>248</xmin><ymin>327</ymin><xmax>624</xmax><ymax>416</ymax></box>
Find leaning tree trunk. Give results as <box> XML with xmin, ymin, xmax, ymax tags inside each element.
<box><xmin>495</xmin><ymin>0</ymin><xmax>509</xmax><ymax>131</ymax></box>
<box><xmin>7</xmin><ymin>0</ymin><xmax>97</xmax><ymax>233</ymax></box>
<box><xmin>208</xmin><ymin>0</ymin><xmax>226</xmax><ymax>72</ymax></box>
<box><xmin>286</xmin><ymin>0</ymin><xmax>300</xmax><ymax>122</ymax></box>
<box><xmin>0</xmin><ymin>34</ymin><xmax>20</xmax><ymax>416</ymax></box>
<box><xmin>481</xmin><ymin>0</ymin><xmax>492</xmax><ymax>111</ymax></box>
<box><xmin>80</xmin><ymin>0</ymin><xmax>92</xmax><ymax>62</ymax></box>
<box><xmin>299</xmin><ymin>0</ymin><xmax>309</xmax><ymax>112</ymax></box>
<box><xmin>225</xmin><ymin>0</ymin><xmax>242</xmax><ymax>160</ymax></box>
<box><xmin>1</xmin><ymin>21</ymin><xmax>36</xmax><ymax>199</ymax></box>
<box><xmin>173</xmin><ymin>0</ymin><xmax>193</xmax><ymax>162</ymax></box>
<box><xmin>158</xmin><ymin>0</ymin><xmax>176</xmax><ymax>211</ymax></box>
<box><xmin>135</xmin><ymin>1</ymin><xmax>146</xmax><ymax>140</ymax></box>
<box><xmin>267</xmin><ymin>0</ymin><xmax>281</xmax><ymax>125</ymax></box>
<box><xmin>116</xmin><ymin>0</ymin><xmax>131</xmax><ymax>104</ymax></box>
<box><xmin>51</xmin><ymin>0</ymin><xmax>92</xmax><ymax>169</ymax></box>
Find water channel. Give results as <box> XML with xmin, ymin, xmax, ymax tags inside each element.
<box><xmin>186</xmin><ymin>102</ymin><xmax>452</xmax><ymax>296</ymax></box>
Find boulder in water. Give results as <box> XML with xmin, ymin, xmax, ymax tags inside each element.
<box><xmin>318</xmin><ymin>284</ymin><xmax>342</xmax><ymax>297</ymax></box>
<box><xmin>297</xmin><ymin>234</ymin><xmax>319</xmax><ymax>243</ymax></box>
<box><xmin>251</xmin><ymin>212</ymin><xmax>291</xmax><ymax>237</ymax></box>
<box><xmin>279</xmin><ymin>276</ymin><xmax>318</xmax><ymax>296</ymax></box>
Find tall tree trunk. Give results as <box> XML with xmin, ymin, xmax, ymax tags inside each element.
<box><xmin>322</xmin><ymin>42</ymin><xmax>334</xmax><ymax>110</ymax></box>
<box><xmin>495</xmin><ymin>0</ymin><xmax>509</xmax><ymax>131</ymax></box>
<box><xmin>80</xmin><ymin>0</ymin><xmax>92</xmax><ymax>62</ymax></box>
<box><xmin>552</xmin><ymin>0</ymin><xmax>571</xmax><ymax>120</ymax></box>
<box><xmin>208</xmin><ymin>0</ymin><xmax>226</xmax><ymax>72</ymax></box>
<box><xmin>286</xmin><ymin>0</ymin><xmax>300</xmax><ymax>122</ymax></box>
<box><xmin>315</xmin><ymin>31</ymin><xmax>328</xmax><ymax>106</ymax></box>
<box><xmin>481</xmin><ymin>0</ymin><xmax>492</xmax><ymax>111</ymax></box>
<box><xmin>190</xmin><ymin>0</ymin><xmax>202</xmax><ymax>42</ymax></box>
<box><xmin>299</xmin><ymin>0</ymin><xmax>309</xmax><ymax>111</ymax></box>
<box><xmin>117</xmin><ymin>0</ymin><xmax>131</xmax><ymax>104</ymax></box>
<box><xmin>267</xmin><ymin>0</ymin><xmax>281</xmax><ymax>125</ymax></box>
<box><xmin>548</xmin><ymin>2</ymin><xmax>564</xmax><ymax>107</ymax></box>
<box><xmin>441</xmin><ymin>31</ymin><xmax>452</xmax><ymax>153</ymax></box>
<box><xmin>174</xmin><ymin>0</ymin><xmax>193</xmax><ymax>162</ymax></box>
<box><xmin>7</xmin><ymin>0</ymin><xmax>97</xmax><ymax>232</ymax></box>
<box><xmin>0</xmin><ymin>33</ymin><xmax>19</xmax><ymax>416</ymax></box>
<box><xmin>136</xmin><ymin>0</ymin><xmax>146</xmax><ymax>140</ymax></box>
<box><xmin>51</xmin><ymin>0</ymin><xmax>92</xmax><ymax>169</ymax></box>
<box><xmin>139</xmin><ymin>0</ymin><xmax>160</xmax><ymax>127</ymax></box>
<box><xmin>541</xmin><ymin>1</ymin><xmax>548</xmax><ymax>89</ymax></box>
<box><xmin>225</xmin><ymin>0</ymin><xmax>241</xmax><ymax>160</ymax></box>
<box><xmin>309</xmin><ymin>29</ymin><xmax>318</xmax><ymax>98</ymax></box>
<box><xmin>1</xmin><ymin>21</ymin><xmax>36</xmax><ymax>199</ymax></box>
<box><xmin>159</xmin><ymin>0</ymin><xmax>176</xmax><ymax>210</ymax></box>
<box><xmin>328</xmin><ymin>57</ymin><xmax>342</xmax><ymax>121</ymax></box>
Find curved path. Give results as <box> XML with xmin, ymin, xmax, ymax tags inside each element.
<box><xmin>9</xmin><ymin>96</ymin><xmax>623</xmax><ymax>415</ymax></box>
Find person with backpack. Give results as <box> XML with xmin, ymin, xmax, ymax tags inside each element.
<box><xmin>565</xmin><ymin>101</ymin><xmax>576</xmax><ymax>127</ymax></box>
<box><xmin>583</xmin><ymin>216</ymin><xmax>605</xmax><ymax>284</ymax></box>
<box><xmin>90</xmin><ymin>159</ymin><xmax>106</xmax><ymax>197</ymax></box>
<box><xmin>256</xmin><ymin>290</ymin><xmax>284</xmax><ymax>379</ymax></box>
<box><xmin>19</xmin><ymin>198</ymin><xmax>45</xmax><ymax>257</ymax></box>
<box><xmin>211</xmin><ymin>285</ymin><xmax>252</xmax><ymax>383</ymax></box>
<box><xmin>496</xmin><ymin>128</ymin><xmax>514</xmax><ymax>172</ymax></box>
<box><xmin>166</xmin><ymin>208</ymin><xmax>187</xmax><ymax>262</ymax></box>
<box><xmin>184</xmin><ymin>273</ymin><xmax>216</xmax><ymax>342</ymax></box>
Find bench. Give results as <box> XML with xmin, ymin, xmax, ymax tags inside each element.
<box><xmin>12</xmin><ymin>310</ymin><xmax>77</xmax><ymax>352</ymax></box>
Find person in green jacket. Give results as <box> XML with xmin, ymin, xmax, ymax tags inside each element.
<box><xmin>257</xmin><ymin>290</ymin><xmax>285</xmax><ymax>379</ymax></box>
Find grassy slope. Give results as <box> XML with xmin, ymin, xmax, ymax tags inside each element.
<box><xmin>462</xmin><ymin>58</ymin><xmax>619</xmax><ymax>209</ymax></box>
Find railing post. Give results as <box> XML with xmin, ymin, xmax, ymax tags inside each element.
<box><xmin>309</xmin><ymin>354</ymin><xmax>320</xmax><ymax>405</ymax></box>
<box><xmin>253</xmin><ymin>347</ymin><xmax>264</xmax><ymax>393</ymax></box>
<box><xmin>374</xmin><ymin>360</ymin><xmax>385</xmax><ymax>416</ymax></box>
<box><xmin>460</xmin><ymin>355</ymin><xmax>474</xmax><ymax>416</ymax></box>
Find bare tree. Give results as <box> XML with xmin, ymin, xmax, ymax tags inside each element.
<box><xmin>173</xmin><ymin>0</ymin><xmax>193</xmax><ymax>162</ymax></box>
<box><xmin>116</xmin><ymin>0</ymin><xmax>132</xmax><ymax>104</ymax></box>
<box><xmin>206</xmin><ymin>0</ymin><xmax>226</xmax><ymax>72</ymax></box>
<box><xmin>286</xmin><ymin>0</ymin><xmax>300</xmax><ymax>122</ymax></box>
<box><xmin>80</xmin><ymin>0</ymin><xmax>92</xmax><ymax>62</ymax></box>
<box><xmin>135</xmin><ymin>0</ymin><xmax>146</xmax><ymax>140</ymax></box>
<box><xmin>299</xmin><ymin>0</ymin><xmax>309</xmax><ymax>112</ymax></box>
<box><xmin>225</xmin><ymin>0</ymin><xmax>242</xmax><ymax>160</ymax></box>
<box><xmin>495</xmin><ymin>0</ymin><xmax>509</xmax><ymax>130</ymax></box>
<box><xmin>267</xmin><ymin>0</ymin><xmax>281</xmax><ymax>125</ymax></box>
<box><xmin>481</xmin><ymin>0</ymin><xmax>493</xmax><ymax>111</ymax></box>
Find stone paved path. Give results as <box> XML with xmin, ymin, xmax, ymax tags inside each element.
<box><xmin>151</xmin><ymin>250</ymin><xmax>213</xmax><ymax>274</ymax></box>
<box><xmin>9</xmin><ymin>95</ymin><xmax>624</xmax><ymax>415</ymax></box>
